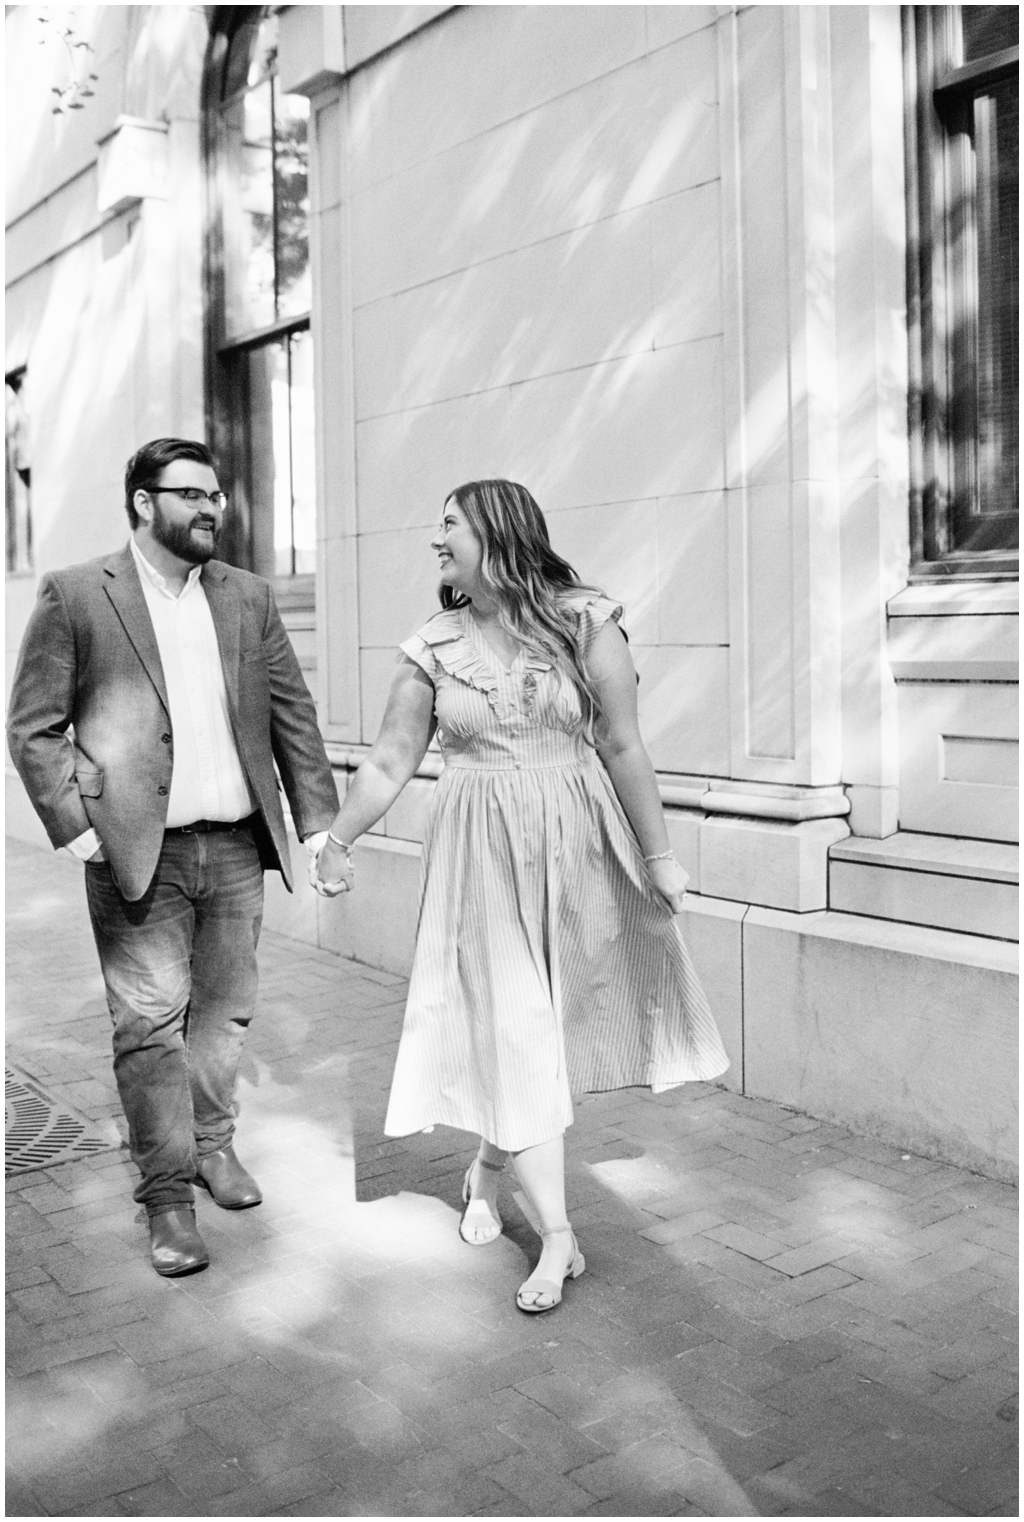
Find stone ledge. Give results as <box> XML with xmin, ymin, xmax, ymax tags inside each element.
<box><xmin>831</xmin><ymin>831</ymin><xmax>1018</xmax><ymax>883</ymax></box>
<box><xmin>742</xmin><ymin>905</ymin><xmax>1018</xmax><ymax>1181</ymax></box>
<box><xmin>745</xmin><ymin>903</ymin><xmax>1019</xmax><ymax>972</ymax></box>
<box><xmin>830</xmin><ymin>859</ymin><xmax>1018</xmax><ymax>942</ymax></box>
<box><xmin>324</xmin><ymin>747</ymin><xmax>851</xmax><ymax>823</ymax></box>
<box><xmin>888</xmin><ymin>613</ymin><xmax>1018</xmax><ymax>682</ymax></box>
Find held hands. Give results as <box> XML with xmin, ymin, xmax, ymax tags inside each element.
<box><xmin>309</xmin><ymin>836</ymin><xmax>355</xmax><ymax>898</ymax></box>
<box><xmin>647</xmin><ymin>854</ymin><xmax>689</xmax><ymax>915</ymax></box>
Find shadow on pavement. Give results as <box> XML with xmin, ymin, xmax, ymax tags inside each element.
<box><xmin>6</xmin><ymin>837</ymin><xmax>1018</xmax><ymax>1518</ymax></box>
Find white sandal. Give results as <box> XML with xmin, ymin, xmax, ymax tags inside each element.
<box><xmin>459</xmin><ymin>1155</ymin><xmax>504</xmax><ymax>1245</ymax></box>
<box><xmin>516</xmin><ymin>1227</ymin><xmax>585</xmax><ymax>1313</ymax></box>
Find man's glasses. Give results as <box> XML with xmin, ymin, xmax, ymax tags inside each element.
<box><xmin>146</xmin><ymin>487</ymin><xmax>229</xmax><ymax>511</ymax></box>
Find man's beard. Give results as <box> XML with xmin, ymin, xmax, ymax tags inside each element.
<box><xmin>151</xmin><ymin>501</ymin><xmax>221</xmax><ymax>565</ymax></box>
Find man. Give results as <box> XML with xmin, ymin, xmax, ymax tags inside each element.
<box><xmin>7</xmin><ymin>439</ymin><xmax>338</xmax><ymax>1276</ymax></box>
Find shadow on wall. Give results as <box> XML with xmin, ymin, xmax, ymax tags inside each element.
<box><xmin>345</xmin><ymin>7</ymin><xmax>908</xmax><ymax>781</ymax></box>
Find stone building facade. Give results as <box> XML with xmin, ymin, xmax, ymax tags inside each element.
<box><xmin>5</xmin><ymin>5</ymin><xmax>1018</xmax><ymax>1179</ymax></box>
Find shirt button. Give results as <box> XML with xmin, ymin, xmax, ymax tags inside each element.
<box><xmin>157</xmin><ymin>786</ymin><xmax>168</xmax><ymax>796</ymax></box>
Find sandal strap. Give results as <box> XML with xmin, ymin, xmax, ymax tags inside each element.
<box><xmin>518</xmin><ymin>1278</ymin><xmax>560</xmax><ymax>1301</ymax></box>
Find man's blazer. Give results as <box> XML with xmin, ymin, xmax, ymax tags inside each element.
<box><xmin>7</xmin><ymin>544</ymin><xmax>339</xmax><ymax>901</ymax></box>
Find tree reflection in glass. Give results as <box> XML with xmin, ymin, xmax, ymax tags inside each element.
<box><xmin>220</xmin><ymin>11</ymin><xmax>309</xmax><ymax>337</ymax></box>
<box><xmin>214</xmin><ymin>6</ymin><xmax>315</xmax><ymax>581</ymax></box>
<box><xmin>275</xmin><ymin>93</ymin><xmax>310</xmax><ymax>320</ymax></box>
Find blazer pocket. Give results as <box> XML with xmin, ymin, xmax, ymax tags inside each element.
<box><xmin>76</xmin><ymin>766</ymin><xmax>104</xmax><ymax>798</ymax></box>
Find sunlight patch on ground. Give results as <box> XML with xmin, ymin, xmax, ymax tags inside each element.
<box><xmin>580</xmin><ymin>1149</ymin><xmax>761</xmax><ymax>1517</ymax></box>
<box><xmin>219</xmin><ymin>1058</ymin><xmax>515</xmax><ymax>1343</ymax></box>
<box><xmin>6</xmin><ymin>1354</ymin><xmax>150</xmax><ymax>1477</ymax></box>
<box><xmin>587</xmin><ymin>1149</ymin><xmax>683</xmax><ymax>1203</ymax></box>
<box><xmin>8</xmin><ymin>890</ymin><xmax>87</xmax><ymax>927</ymax></box>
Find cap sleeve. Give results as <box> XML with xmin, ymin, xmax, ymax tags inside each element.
<box><xmin>398</xmin><ymin>608</ymin><xmax>465</xmax><ymax>682</ymax></box>
<box><xmin>398</xmin><ymin>631</ymin><xmax>436</xmax><ymax>680</ymax></box>
<box><xmin>570</xmin><ymin>592</ymin><xmax>625</xmax><ymax>657</ymax></box>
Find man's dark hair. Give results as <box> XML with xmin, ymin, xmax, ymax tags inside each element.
<box><xmin>124</xmin><ymin>438</ymin><xmax>216</xmax><ymax>529</ymax></box>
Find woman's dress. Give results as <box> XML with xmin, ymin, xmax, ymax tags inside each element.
<box><xmin>383</xmin><ymin>593</ymin><xmax>729</xmax><ymax>1151</ymax></box>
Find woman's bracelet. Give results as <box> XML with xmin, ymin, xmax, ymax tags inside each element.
<box><xmin>327</xmin><ymin>830</ymin><xmax>355</xmax><ymax>854</ymax></box>
<box><xmin>644</xmin><ymin>850</ymin><xmax>675</xmax><ymax>864</ymax></box>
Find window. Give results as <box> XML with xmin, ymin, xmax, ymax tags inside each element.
<box><xmin>905</xmin><ymin>5</ymin><xmax>1018</xmax><ymax>577</ymax></box>
<box><xmin>204</xmin><ymin>7</ymin><xmax>315</xmax><ymax>583</ymax></box>
<box><xmin>5</xmin><ymin>370</ymin><xmax>32</xmax><ymax>575</ymax></box>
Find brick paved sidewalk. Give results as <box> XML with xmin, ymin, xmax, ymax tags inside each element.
<box><xmin>6</xmin><ymin>837</ymin><xmax>1018</xmax><ymax>1518</ymax></box>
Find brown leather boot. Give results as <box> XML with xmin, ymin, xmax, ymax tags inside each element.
<box><xmin>195</xmin><ymin>1144</ymin><xmax>262</xmax><ymax>1209</ymax></box>
<box><xmin>149</xmin><ymin>1208</ymin><xmax>209</xmax><ymax>1276</ymax></box>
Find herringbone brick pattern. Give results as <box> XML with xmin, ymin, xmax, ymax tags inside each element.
<box><xmin>6</xmin><ymin>838</ymin><xmax>1018</xmax><ymax>1517</ymax></box>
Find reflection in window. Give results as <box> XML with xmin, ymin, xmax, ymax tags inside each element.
<box><xmin>6</xmin><ymin>371</ymin><xmax>32</xmax><ymax>575</ymax></box>
<box><xmin>906</xmin><ymin>6</ymin><xmax>1018</xmax><ymax>574</ymax></box>
<box><xmin>207</xmin><ymin>6</ymin><xmax>314</xmax><ymax>584</ymax></box>
<box><xmin>220</xmin><ymin>15</ymin><xmax>311</xmax><ymax>339</ymax></box>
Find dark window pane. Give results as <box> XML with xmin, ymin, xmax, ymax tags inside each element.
<box><xmin>907</xmin><ymin>5</ymin><xmax>1018</xmax><ymax>571</ymax></box>
<box><xmin>974</xmin><ymin>78</ymin><xmax>1018</xmax><ymax>520</ymax></box>
<box><xmin>946</xmin><ymin>67</ymin><xmax>1019</xmax><ymax>553</ymax></box>
<box><xmin>226</xmin><ymin>333</ymin><xmax>316</xmax><ymax>579</ymax></box>
<box><xmin>222</xmin><ymin>10</ymin><xmax>262</xmax><ymax>101</ymax></box>
<box><xmin>961</xmin><ymin>5</ymin><xmax>1018</xmax><ymax>63</ymax></box>
<box><xmin>237</xmin><ymin>340</ymin><xmax>281</xmax><ymax>579</ymax></box>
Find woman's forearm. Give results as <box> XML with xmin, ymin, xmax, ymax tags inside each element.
<box><xmin>322</xmin><ymin>659</ymin><xmax>435</xmax><ymax>852</ymax></box>
<box><xmin>328</xmin><ymin>758</ymin><xmax>412</xmax><ymax>845</ymax></box>
<box><xmin>598</xmin><ymin>741</ymin><xmax>671</xmax><ymax>858</ymax></box>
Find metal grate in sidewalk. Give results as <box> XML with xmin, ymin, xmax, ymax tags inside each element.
<box><xmin>5</xmin><ymin>1065</ymin><xmax>117</xmax><ymax>1177</ymax></box>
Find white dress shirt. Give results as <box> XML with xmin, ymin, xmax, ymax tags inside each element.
<box><xmin>66</xmin><ymin>538</ymin><xmax>253</xmax><ymax>857</ymax></box>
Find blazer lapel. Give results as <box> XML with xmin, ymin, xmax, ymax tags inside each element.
<box><xmin>103</xmin><ymin>546</ymin><xmax>170</xmax><ymax>716</ymax></box>
<box><xmin>201</xmin><ymin>562</ymin><xmax>242</xmax><ymax>720</ymax></box>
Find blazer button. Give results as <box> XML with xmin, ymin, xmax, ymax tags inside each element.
<box><xmin>161</xmin><ymin>733</ymin><xmax>171</xmax><ymax>744</ymax></box>
<box><xmin>157</xmin><ymin>786</ymin><xmax>168</xmax><ymax>795</ymax></box>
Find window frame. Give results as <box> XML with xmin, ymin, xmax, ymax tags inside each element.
<box><xmin>202</xmin><ymin>5</ymin><xmax>315</xmax><ymax>597</ymax></box>
<box><xmin>904</xmin><ymin>5</ymin><xmax>1019</xmax><ymax>581</ymax></box>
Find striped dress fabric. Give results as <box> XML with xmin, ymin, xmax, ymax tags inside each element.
<box><xmin>383</xmin><ymin>593</ymin><xmax>730</xmax><ymax>1152</ymax></box>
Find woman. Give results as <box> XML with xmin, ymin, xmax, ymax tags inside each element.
<box><xmin>315</xmin><ymin>481</ymin><xmax>728</xmax><ymax>1314</ymax></box>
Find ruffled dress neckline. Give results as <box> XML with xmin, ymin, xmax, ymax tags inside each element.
<box><xmin>464</xmin><ymin>607</ymin><xmax>525</xmax><ymax>675</ymax></box>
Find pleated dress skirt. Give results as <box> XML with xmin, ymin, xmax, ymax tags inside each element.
<box><xmin>383</xmin><ymin>596</ymin><xmax>730</xmax><ymax>1153</ymax></box>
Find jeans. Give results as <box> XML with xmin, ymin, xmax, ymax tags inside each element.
<box><xmin>85</xmin><ymin>828</ymin><xmax>264</xmax><ymax>1216</ymax></box>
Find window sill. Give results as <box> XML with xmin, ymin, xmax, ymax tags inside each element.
<box><xmin>889</xmin><ymin>582</ymin><xmax>1019</xmax><ymax>618</ymax></box>
<box><xmin>887</xmin><ymin>582</ymin><xmax>1018</xmax><ymax>681</ymax></box>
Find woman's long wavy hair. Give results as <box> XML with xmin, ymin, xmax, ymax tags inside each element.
<box><xmin>439</xmin><ymin>479</ymin><xmax>608</xmax><ymax>736</ymax></box>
